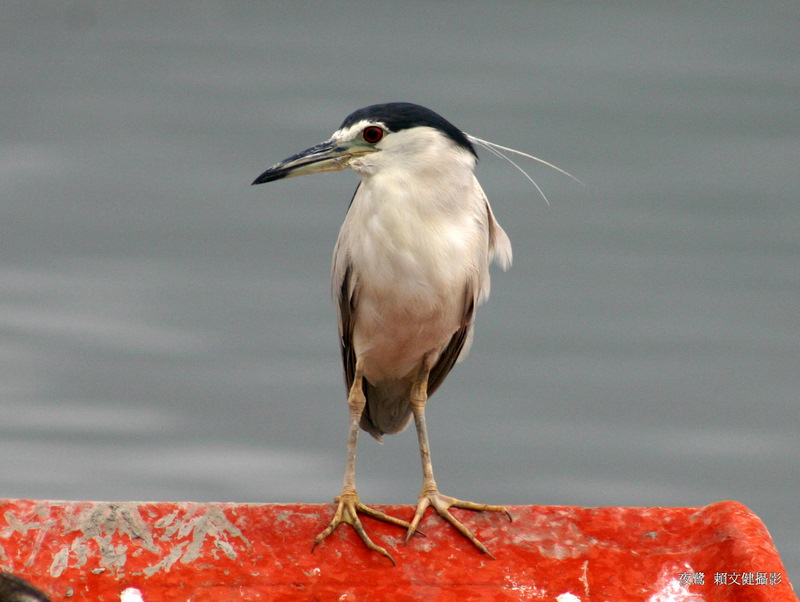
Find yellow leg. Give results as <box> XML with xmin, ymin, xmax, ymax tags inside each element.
<box><xmin>405</xmin><ymin>360</ymin><xmax>512</xmax><ymax>557</ymax></box>
<box><xmin>313</xmin><ymin>360</ymin><xmax>411</xmax><ymax>564</ymax></box>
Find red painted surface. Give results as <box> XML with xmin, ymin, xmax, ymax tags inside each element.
<box><xmin>0</xmin><ymin>499</ymin><xmax>795</xmax><ymax>601</ymax></box>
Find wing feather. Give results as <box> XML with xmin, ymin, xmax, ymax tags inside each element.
<box><xmin>337</xmin><ymin>263</ymin><xmax>357</xmax><ymax>392</ymax></box>
<box><xmin>427</xmin><ymin>289</ymin><xmax>475</xmax><ymax>397</ymax></box>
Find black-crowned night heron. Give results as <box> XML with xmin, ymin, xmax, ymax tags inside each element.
<box><xmin>253</xmin><ymin>102</ymin><xmax>516</xmax><ymax>563</ymax></box>
<box><xmin>0</xmin><ymin>572</ymin><xmax>51</xmax><ymax>602</ymax></box>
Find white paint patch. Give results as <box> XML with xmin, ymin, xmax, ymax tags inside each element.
<box><xmin>120</xmin><ymin>587</ymin><xmax>145</xmax><ymax>602</ymax></box>
<box><xmin>647</xmin><ymin>579</ymin><xmax>699</xmax><ymax>602</ymax></box>
<box><xmin>502</xmin><ymin>575</ymin><xmax>544</xmax><ymax>598</ymax></box>
<box><xmin>648</xmin><ymin>564</ymin><xmax>702</xmax><ymax>602</ymax></box>
<box><xmin>556</xmin><ymin>593</ymin><xmax>582</xmax><ymax>602</ymax></box>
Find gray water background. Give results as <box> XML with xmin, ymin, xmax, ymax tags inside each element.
<box><xmin>2</xmin><ymin>0</ymin><xmax>798</xmax><ymax>582</ymax></box>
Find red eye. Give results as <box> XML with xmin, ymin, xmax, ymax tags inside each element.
<box><xmin>362</xmin><ymin>126</ymin><xmax>384</xmax><ymax>144</ymax></box>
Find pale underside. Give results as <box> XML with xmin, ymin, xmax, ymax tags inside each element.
<box><xmin>332</xmin><ymin>163</ymin><xmax>511</xmax><ymax>439</ymax></box>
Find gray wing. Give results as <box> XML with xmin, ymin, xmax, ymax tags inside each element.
<box><xmin>332</xmin><ymin>184</ymin><xmax>361</xmax><ymax>393</ymax></box>
<box><xmin>426</xmin><ymin>289</ymin><xmax>475</xmax><ymax>398</ymax></box>
<box><xmin>336</xmin><ymin>261</ymin><xmax>357</xmax><ymax>393</ymax></box>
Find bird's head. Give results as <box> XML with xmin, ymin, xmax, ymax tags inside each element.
<box><xmin>252</xmin><ymin>102</ymin><xmax>478</xmax><ymax>185</ymax></box>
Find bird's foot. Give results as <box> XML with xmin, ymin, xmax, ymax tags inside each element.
<box><xmin>405</xmin><ymin>488</ymin><xmax>512</xmax><ymax>558</ymax></box>
<box><xmin>313</xmin><ymin>490</ymin><xmax>412</xmax><ymax>564</ymax></box>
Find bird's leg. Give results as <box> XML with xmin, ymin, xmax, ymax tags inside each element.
<box><xmin>313</xmin><ymin>360</ymin><xmax>410</xmax><ymax>564</ymax></box>
<box><xmin>405</xmin><ymin>360</ymin><xmax>512</xmax><ymax>557</ymax></box>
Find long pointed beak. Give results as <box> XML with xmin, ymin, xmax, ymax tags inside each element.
<box><xmin>251</xmin><ymin>139</ymin><xmax>376</xmax><ymax>185</ymax></box>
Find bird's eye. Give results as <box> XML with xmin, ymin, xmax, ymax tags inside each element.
<box><xmin>362</xmin><ymin>126</ymin><xmax>384</xmax><ymax>144</ymax></box>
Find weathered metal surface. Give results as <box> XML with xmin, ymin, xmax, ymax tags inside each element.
<box><xmin>0</xmin><ymin>499</ymin><xmax>795</xmax><ymax>601</ymax></box>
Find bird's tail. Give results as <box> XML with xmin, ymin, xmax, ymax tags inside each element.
<box><xmin>359</xmin><ymin>378</ymin><xmax>414</xmax><ymax>442</ymax></box>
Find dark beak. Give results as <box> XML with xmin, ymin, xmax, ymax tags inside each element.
<box><xmin>252</xmin><ymin>138</ymin><xmax>376</xmax><ymax>185</ymax></box>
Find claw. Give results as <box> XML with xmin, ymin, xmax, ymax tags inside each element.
<box><xmin>313</xmin><ymin>492</ymin><xmax>412</xmax><ymax>564</ymax></box>
<box><xmin>405</xmin><ymin>489</ymin><xmax>510</xmax><ymax>558</ymax></box>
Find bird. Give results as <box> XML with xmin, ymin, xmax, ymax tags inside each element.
<box><xmin>252</xmin><ymin>102</ymin><xmax>515</xmax><ymax>563</ymax></box>
<box><xmin>0</xmin><ymin>572</ymin><xmax>52</xmax><ymax>602</ymax></box>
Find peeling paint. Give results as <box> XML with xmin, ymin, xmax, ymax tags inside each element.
<box><xmin>180</xmin><ymin>506</ymin><xmax>249</xmax><ymax>565</ymax></box>
<box><xmin>3</xmin><ymin>502</ymin><xmax>252</xmax><ymax>580</ymax></box>
<box><xmin>579</xmin><ymin>559</ymin><xmax>589</xmax><ymax>599</ymax></box>
<box><xmin>503</xmin><ymin>573</ymin><xmax>545</xmax><ymax>599</ymax></box>
<box><xmin>142</xmin><ymin>541</ymin><xmax>187</xmax><ymax>577</ymax></box>
<box><xmin>214</xmin><ymin>539</ymin><xmax>236</xmax><ymax>560</ymax></box>
<box><xmin>49</xmin><ymin>547</ymin><xmax>69</xmax><ymax>577</ymax></box>
<box><xmin>509</xmin><ymin>514</ymin><xmax>592</xmax><ymax>560</ymax></box>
